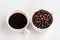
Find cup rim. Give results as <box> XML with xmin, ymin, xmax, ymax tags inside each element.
<box><xmin>31</xmin><ymin>9</ymin><xmax>53</xmax><ymax>32</ymax></box>
<box><xmin>7</xmin><ymin>10</ymin><xmax>29</xmax><ymax>32</ymax></box>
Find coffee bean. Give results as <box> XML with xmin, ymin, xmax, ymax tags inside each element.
<box><xmin>32</xmin><ymin>9</ymin><xmax>53</xmax><ymax>29</ymax></box>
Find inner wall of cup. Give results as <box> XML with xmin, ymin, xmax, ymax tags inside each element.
<box><xmin>8</xmin><ymin>12</ymin><xmax>28</xmax><ymax>29</ymax></box>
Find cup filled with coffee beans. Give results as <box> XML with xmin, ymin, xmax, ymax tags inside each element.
<box><xmin>7</xmin><ymin>10</ymin><xmax>30</xmax><ymax>33</ymax></box>
<box><xmin>32</xmin><ymin>9</ymin><xmax>53</xmax><ymax>32</ymax></box>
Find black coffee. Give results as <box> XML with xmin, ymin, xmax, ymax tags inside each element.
<box><xmin>9</xmin><ymin>13</ymin><xmax>27</xmax><ymax>29</ymax></box>
<box><xmin>32</xmin><ymin>9</ymin><xmax>53</xmax><ymax>29</ymax></box>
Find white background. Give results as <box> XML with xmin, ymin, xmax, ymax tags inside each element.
<box><xmin>0</xmin><ymin>0</ymin><xmax>60</xmax><ymax>40</ymax></box>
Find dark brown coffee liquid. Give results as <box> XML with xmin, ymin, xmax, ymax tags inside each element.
<box><xmin>9</xmin><ymin>13</ymin><xmax>27</xmax><ymax>29</ymax></box>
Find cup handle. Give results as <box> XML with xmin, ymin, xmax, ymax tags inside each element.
<box><xmin>51</xmin><ymin>11</ymin><xmax>54</xmax><ymax>15</ymax></box>
<box><xmin>24</xmin><ymin>28</ymin><xmax>30</xmax><ymax>34</ymax></box>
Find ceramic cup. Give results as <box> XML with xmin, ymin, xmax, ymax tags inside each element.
<box><xmin>7</xmin><ymin>10</ymin><xmax>30</xmax><ymax>33</ymax></box>
<box><xmin>31</xmin><ymin>9</ymin><xmax>53</xmax><ymax>32</ymax></box>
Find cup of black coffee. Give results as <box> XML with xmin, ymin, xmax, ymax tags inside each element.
<box><xmin>32</xmin><ymin>9</ymin><xmax>53</xmax><ymax>32</ymax></box>
<box><xmin>7</xmin><ymin>10</ymin><xmax>30</xmax><ymax>33</ymax></box>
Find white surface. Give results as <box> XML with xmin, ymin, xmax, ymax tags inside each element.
<box><xmin>0</xmin><ymin>0</ymin><xmax>60</xmax><ymax>40</ymax></box>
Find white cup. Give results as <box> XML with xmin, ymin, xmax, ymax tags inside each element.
<box><xmin>7</xmin><ymin>10</ymin><xmax>30</xmax><ymax>33</ymax></box>
<box><xmin>31</xmin><ymin>9</ymin><xmax>53</xmax><ymax>32</ymax></box>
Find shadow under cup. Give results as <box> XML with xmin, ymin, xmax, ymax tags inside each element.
<box><xmin>8</xmin><ymin>12</ymin><xmax>28</xmax><ymax>30</ymax></box>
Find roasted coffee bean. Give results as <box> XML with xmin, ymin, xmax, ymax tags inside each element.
<box><xmin>32</xmin><ymin>9</ymin><xmax>53</xmax><ymax>29</ymax></box>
